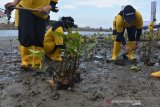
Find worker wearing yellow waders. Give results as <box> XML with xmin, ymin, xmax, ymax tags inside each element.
<box><xmin>112</xmin><ymin>5</ymin><xmax>143</xmax><ymax>61</ymax></box>
<box><xmin>148</xmin><ymin>18</ymin><xmax>156</xmax><ymax>31</ymax></box>
<box><xmin>44</xmin><ymin>17</ymin><xmax>76</xmax><ymax>61</ymax></box>
<box><xmin>5</xmin><ymin>0</ymin><xmax>58</xmax><ymax>69</ymax></box>
<box><xmin>149</xmin><ymin>18</ymin><xmax>160</xmax><ymax>78</ymax></box>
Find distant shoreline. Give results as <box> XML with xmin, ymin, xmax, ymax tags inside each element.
<box><xmin>0</xmin><ymin>24</ymin><xmax>112</xmax><ymax>32</ymax></box>
<box><xmin>0</xmin><ymin>23</ymin><xmax>17</xmax><ymax>30</ymax></box>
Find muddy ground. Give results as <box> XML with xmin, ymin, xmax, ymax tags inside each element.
<box><xmin>0</xmin><ymin>37</ymin><xmax>160</xmax><ymax>107</ymax></box>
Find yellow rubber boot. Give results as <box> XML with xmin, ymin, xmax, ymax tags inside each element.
<box><xmin>127</xmin><ymin>41</ymin><xmax>136</xmax><ymax>60</ymax></box>
<box><xmin>31</xmin><ymin>46</ymin><xmax>44</xmax><ymax>68</ymax></box>
<box><xmin>151</xmin><ymin>71</ymin><xmax>160</xmax><ymax>77</ymax></box>
<box><xmin>19</xmin><ymin>45</ymin><xmax>32</xmax><ymax>69</ymax></box>
<box><xmin>50</xmin><ymin>48</ymin><xmax>62</xmax><ymax>62</ymax></box>
<box><xmin>112</xmin><ymin>42</ymin><xmax>121</xmax><ymax>61</ymax></box>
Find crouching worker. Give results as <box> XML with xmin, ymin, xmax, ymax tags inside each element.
<box><xmin>112</xmin><ymin>5</ymin><xmax>143</xmax><ymax>61</ymax></box>
<box><xmin>148</xmin><ymin>18</ymin><xmax>156</xmax><ymax>31</ymax></box>
<box><xmin>44</xmin><ymin>17</ymin><xmax>76</xmax><ymax>61</ymax></box>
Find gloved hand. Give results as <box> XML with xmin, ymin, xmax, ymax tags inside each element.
<box><xmin>111</xmin><ymin>35</ymin><xmax>116</xmax><ymax>41</ymax></box>
<box><xmin>52</xmin><ymin>7</ymin><xmax>59</xmax><ymax>12</ymax></box>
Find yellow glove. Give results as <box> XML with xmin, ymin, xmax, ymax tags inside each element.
<box><xmin>111</xmin><ymin>35</ymin><xmax>116</xmax><ymax>41</ymax></box>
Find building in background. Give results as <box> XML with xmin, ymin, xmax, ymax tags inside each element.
<box><xmin>0</xmin><ymin>10</ymin><xmax>7</xmax><ymax>24</ymax></box>
<box><xmin>151</xmin><ymin>1</ymin><xmax>157</xmax><ymax>21</ymax></box>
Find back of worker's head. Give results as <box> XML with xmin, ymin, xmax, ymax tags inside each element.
<box><xmin>61</xmin><ymin>16</ymin><xmax>76</xmax><ymax>29</ymax></box>
<box><xmin>123</xmin><ymin>5</ymin><xmax>136</xmax><ymax>25</ymax></box>
<box><xmin>51</xmin><ymin>17</ymin><xmax>76</xmax><ymax>31</ymax></box>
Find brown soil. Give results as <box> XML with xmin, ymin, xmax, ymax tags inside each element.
<box><xmin>0</xmin><ymin>37</ymin><xmax>160</xmax><ymax>107</ymax></box>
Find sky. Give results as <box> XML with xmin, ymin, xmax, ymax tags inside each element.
<box><xmin>0</xmin><ymin>0</ymin><xmax>160</xmax><ymax>28</ymax></box>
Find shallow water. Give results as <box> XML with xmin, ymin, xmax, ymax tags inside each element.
<box><xmin>0</xmin><ymin>30</ymin><xmax>111</xmax><ymax>37</ymax></box>
<box><xmin>0</xmin><ymin>30</ymin><xmax>18</xmax><ymax>37</ymax></box>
